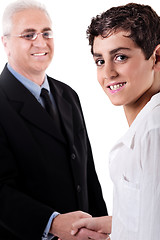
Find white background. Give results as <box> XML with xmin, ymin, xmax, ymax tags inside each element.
<box><xmin>0</xmin><ymin>0</ymin><xmax>159</xmax><ymax>215</ymax></box>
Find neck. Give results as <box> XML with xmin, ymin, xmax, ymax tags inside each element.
<box><xmin>123</xmin><ymin>101</ymin><xmax>147</xmax><ymax>127</ymax></box>
<box><xmin>124</xmin><ymin>91</ymin><xmax>160</xmax><ymax>127</ymax></box>
<box><xmin>124</xmin><ymin>72</ymin><xmax>160</xmax><ymax>126</ymax></box>
<box><xmin>22</xmin><ymin>72</ymin><xmax>45</xmax><ymax>86</ymax></box>
<box><xmin>9</xmin><ymin>63</ymin><xmax>46</xmax><ymax>86</ymax></box>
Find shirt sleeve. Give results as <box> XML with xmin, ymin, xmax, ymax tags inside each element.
<box><xmin>42</xmin><ymin>212</ymin><xmax>60</xmax><ymax>240</ymax></box>
<box><xmin>140</xmin><ymin>128</ymin><xmax>160</xmax><ymax>239</ymax></box>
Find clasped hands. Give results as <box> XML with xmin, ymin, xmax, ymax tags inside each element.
<box><xmin>50</xmin><ymin>211</ymin><xmax>112</xmax><ymax>240</ymax></box>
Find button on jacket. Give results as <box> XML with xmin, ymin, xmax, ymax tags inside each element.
<box><xmin>0</xmin><ymin>65</ymin><xmax>107</xmax><ymax>240</ymax></box>
<box><xmin>109</xmin><ymin>92</ymin><xmax>160</xmax><ymax>240</ymax></box>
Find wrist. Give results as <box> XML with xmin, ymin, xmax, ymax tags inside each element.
<box><xmin>50</xmin><ymin>213</ymin><xmax>61</xmax><ymax>236</ymax></box>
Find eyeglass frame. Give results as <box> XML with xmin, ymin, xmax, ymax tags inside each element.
<box><xmin>4</xmin><ymin>30</ymin><xmax>53</xmax><ymax>41</ymax></box>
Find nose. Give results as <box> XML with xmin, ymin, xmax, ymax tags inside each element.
<box><xmin>33</xmin><ymin>33</ymin><xmax>47</xmax><ymax>48</ymax></box>
<box><xmin>103</xmin><ymin>62</ymin><xmax>118</xmax><ymax>80</ymax></box>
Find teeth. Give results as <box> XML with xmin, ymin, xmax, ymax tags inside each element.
<box><xmin>110</xmin><ymin>83</ymin><xmax>125</xmax><ymax>90</ymax></box>
<box><xmin>33</xmin><ymin>53</ymin><xmax>46</xmax><ymax>56</ymax></box>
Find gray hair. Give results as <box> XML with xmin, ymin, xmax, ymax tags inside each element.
<box><xmin>2</xmin><ymin>0</ymin><xmax>52</xmax><ymax>36</ymax></box>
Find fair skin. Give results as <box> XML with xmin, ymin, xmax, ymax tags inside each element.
<box><xmin>71</xmin><ymin>216</ymin><xmax>112</xmax><ymax>237</ymax></box>
<box><xmin>2</xmin><ymin>8</ymin><xmax>54</xmax><ymax>86</ymax></box>
<box><xmin>52</xmin><ymin>212</ymin><xmax>110</xmax><ymax>240</ymax></box>
<box><xmin>93</xmin><ymin>30</ymin><xmax>160</xmax><ymax>126</ymax></box>
<box><xmin>71</xmin><ymin>30</ymin><xmax>160</xmax><ymax>235</ymax></box>
<box><xmin>1</xmin><ymin>8</ymin><xmax>109</xmax><ymax>240</ymax></box>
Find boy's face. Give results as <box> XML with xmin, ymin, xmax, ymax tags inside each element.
<box><xmin>92</xmin><ymin>30</ymin><xmax>155</xmax><ymax>107</ymax></box>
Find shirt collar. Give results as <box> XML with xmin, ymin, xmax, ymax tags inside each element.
<box><xmin>7</xmin><ymin>63</ymin><xmax>50</xmax><ymax>101</ymax></box>
<box><xmin>117</xmin><ymin>92</ymin><xmax>160</xmax><ymax>149</ymax></box>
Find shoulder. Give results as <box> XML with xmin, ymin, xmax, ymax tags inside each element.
<box><xmin>145</xmin><ymin>105</ymin><xmax>160</xmax><ymax>131</ymax></box>
<box><xmin>138</xmin><ymin>105</ymin><xmax>160</xmax><ymax>143</ymax></box>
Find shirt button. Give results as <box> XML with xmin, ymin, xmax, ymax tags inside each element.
<box><xmin>71</xmin><ymin>153</ymin><xmax>76</xmax><ymax>159</ymax></box>
<box><xmin>77</xmin><ymin>185</ymin><xmax>81</xmax><ymax>193</ymax></box>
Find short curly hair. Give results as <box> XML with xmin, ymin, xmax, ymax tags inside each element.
<box><xmin>87</xmin><ymin>3</ymin><xmax>160</xmax><ymax>59</ymax></box>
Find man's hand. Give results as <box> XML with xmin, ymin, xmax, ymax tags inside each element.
<box><xmin>50</xmin><ymin>211</ymin><xmax>90</xmax><ymax>240</ymax></box>
<box><xmin>50</xmin><ymin>211</ymin><xmax>110</xmax><ymax>240</ymax></box>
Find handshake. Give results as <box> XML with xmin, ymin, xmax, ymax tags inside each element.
<box><xmin>50</xmin><ymin>211</ymin><xmax>112</xmax><ymax>240</ymax></box>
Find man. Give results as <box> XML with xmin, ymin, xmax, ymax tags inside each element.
<box><xmin>0</xmin><ymin>0</ymin><xmax>107</xmax><ymax>240</ymax></box>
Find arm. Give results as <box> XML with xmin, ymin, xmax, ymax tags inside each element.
<box><xmin>0</xmin><ymin>109</ymin><xmax>54</xmax><ymax>240</ymax></box>
<box><xmin>42</xmin><ymin>212</ymin><xmax>59</xmax><ymax>240</ymax></box>
<box><xmin>140</xmin><ymin>128</ymin><xmax>160</xmax><ymax>239</ymax></box>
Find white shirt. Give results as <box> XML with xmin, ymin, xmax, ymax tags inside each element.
<box><xmin>109</xmin><ymin>92</ymin><xmax>160</xmax><ymax>240</ymax></box>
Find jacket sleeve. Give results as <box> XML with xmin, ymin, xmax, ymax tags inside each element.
<box><xmin>0</xmin><ymin>95</ymin><xmax>54</xmax><ymax>240</ymax></box>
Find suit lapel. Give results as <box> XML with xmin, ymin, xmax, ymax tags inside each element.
<box><xmin>0</xmin><ymin>66</ymin><xmax>66</xmax><ymax>143</ymax></box>
<box><xmin>49</xmin><ymin>78</ymin><xmax>74</xmax><ymax>146</ymax></box>
<box><xmin>20</xmin><ymin>94</ymin><xmax>66</xmax><ymax>143</ymax></box>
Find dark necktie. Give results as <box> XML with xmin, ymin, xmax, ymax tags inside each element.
<box><xmin>40</xmin><ymin>88</ymin><xmax>60</xmax><ymax>125</ymax></box>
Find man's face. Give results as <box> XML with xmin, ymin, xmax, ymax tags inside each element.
<box><xmin>3</xmin><ymin>8</ymin><xmax>54</xmax><ymax>79</ymax></box>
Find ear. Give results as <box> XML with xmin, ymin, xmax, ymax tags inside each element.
<box><xmin>1</xmin><ymin>36</ymin><xmax>10</xmax><ymax>57</ymax></box>
<box><xmin>2</xmin><ymin>36</ymin><xmax>7</xmax><ymax>48</ymax></box>
<box><xmin>153</xmin><ymin>44</ymin><xmax>160</xmax><ymax>71</ymax></box>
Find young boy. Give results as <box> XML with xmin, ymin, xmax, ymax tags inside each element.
<box><xmin>71</xmin><ymin>3</ymin><xmax>160</xmax><ymax>240</ymax></box>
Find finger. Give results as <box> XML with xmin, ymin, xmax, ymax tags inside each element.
<box><xmin>79</xmin><ymin>228</ymin><xmax>110</xmax><ymax>240</ymax></box>
<box><xmin>71</xmin><ymin>229</ymin><xmax>78</xmax><ymax>235</ymax></box>
<box><xmin>71</xmin><ymin>218</ymin><xmax>91</xmax><ymax>235</ymax></box>
<box><xmin>87</xmin><ymin>230</ymin><xmax>109</xmax><ymax>240</ymax></box>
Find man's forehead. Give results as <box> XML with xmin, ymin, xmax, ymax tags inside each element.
<box><xmin>11</xmin><ymin>9</ymin><xmax>52</xmax><ymax>32</ymax></box>
<box><xmin>12</xmin><ymin>8</ymin><xmax>51</xmax><ymax>23</ymax></box>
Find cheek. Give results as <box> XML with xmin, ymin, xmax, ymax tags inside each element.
<box><xmin>10</xmin><ymin>42</ymin><xmax>28</xmax><ymax>57</ymax></box>
<box><xmin>119</xmin><ymin>63</ymin><xmax>134</xmax><ymax>76</ymax></box>
<box><xmin>48</xmin><ymin>40</ymin><xmax>54</xmax><ymax>53</ymax></box>
<box><xmin>6</xmin><ymin>48</ymin><xmax>11</xmax><ymax>57</ymax></box>
<box><xmin>131</xmin><ymin>63</ymin><xmax>151</xmax><ymax>85</ymax></box>
<box><xmin>4</xmin><ymin>42</ymin><xmax>12</xmax><ymax>57</ymax></box>
<box><xmin>97</xmin><ymin>70</ymin><xmax>104</xmax><ymax>88</ymax></box>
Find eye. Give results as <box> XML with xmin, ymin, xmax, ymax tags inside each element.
<box><xmin>21</xmin><ymin>32</ymin><xmax>35</xmax><ymax>40</ymax></box>
<box><xmin>95</xmin><ymin>59</ymin><xmax>105</xmax><ymax>66</ymax></box>
<box><xmin>43</xmin><ymin>31</ymin><xmax>53</xmax><ymax>39</ymax></box>
<box><xmin>115</xmin><ymin>54</ymin><xmax>128</xmax><ymax>62</ymax></box>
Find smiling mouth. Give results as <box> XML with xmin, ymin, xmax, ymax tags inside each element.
<box><xmin>32</xmin><ymin>53</ymin><xmax>47</xmax><ymax>56</ymax></box>
<box><xmin>108</xmin><ymin>82</ymin><xmax>126</xmax><ymax>90</ymax></box>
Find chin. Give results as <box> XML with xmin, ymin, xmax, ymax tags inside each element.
<box><xmin>33</xmin><ymin>64</ymin><xmax>49</xmax><ymax>73</ymax></box>
<box><xmin>109</xmin><ymin>99</ymin><xmax>123</xmax><ymax>106</ymax></box>
<box><xmin>112</xmin><ymin>103</ymin><xmax>123</xmax><ymax>106</ymax></box>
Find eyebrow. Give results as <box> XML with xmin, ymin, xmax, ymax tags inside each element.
<box><xmin>21</xmin><ymin>27</ymin><xmax>52</xmax><ymax>33</ymax></box>
<box><xmin>110</xmin><ymin>47</ymin><xmax>131</xmax><ymax>55</ymax></box>
<box><xmin>93</xmin><ymin>47</ymin><xmax>131</xmax><ymax>57</ymax></box>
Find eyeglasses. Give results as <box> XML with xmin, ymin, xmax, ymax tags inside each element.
<box><xmin>6</xmin><ymin>30</ymin><xmax>53</xmax><ymax>41</ymax></box>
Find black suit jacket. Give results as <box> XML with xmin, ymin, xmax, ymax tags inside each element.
<box><xmin>0</xmin><ymin>65</ymin><xmax>107</xmax><ymax>240</ymax></box>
